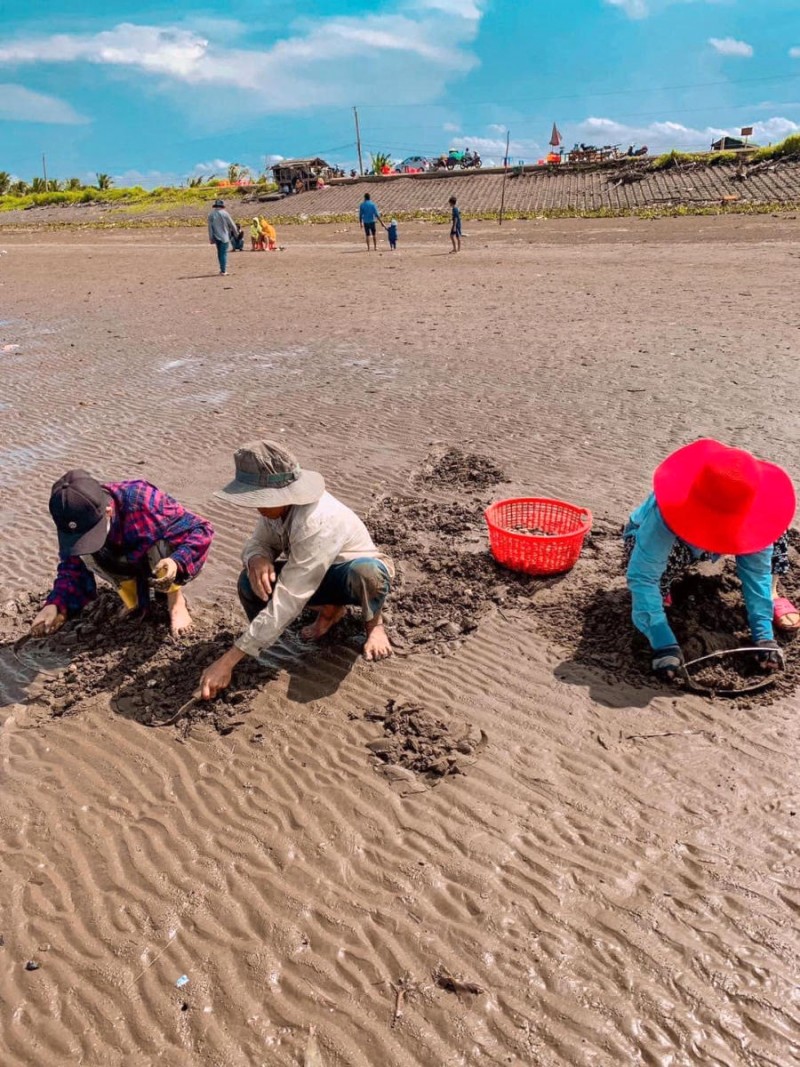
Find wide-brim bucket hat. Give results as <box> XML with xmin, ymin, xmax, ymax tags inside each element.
<box><xmin>654</xmin><ymin>438</ymin><xmax>795</xmax><ymax>556</ymax></box>
<box><xmin>215</xmin><ymin>440</ymin><xmax>325</xmax><ymax>508</ymax></box>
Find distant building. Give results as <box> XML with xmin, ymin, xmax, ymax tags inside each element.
<box><xmin>271</xmin><ymin>157</ymin><xmax>334</xmax><ymax>194</ymax></box>
<box><xmin>711</xmin><ymin>136</ymin><xmax>758</xmax><ymax>151</ymax></box>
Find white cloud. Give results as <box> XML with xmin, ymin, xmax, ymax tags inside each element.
<box><xmin>606</xmin><ymin>0</ymin><xmax>729</xmax><ymax>18</ymax></box>
<box><xmin>443</xmin><ymin>121</ymin><xmax>461</xmax><ymax>132</ymax></box>
<box><xmin>112</xmin><ymin>168</ymin><xmax>184</xmax><ymax>187</ymax></box>
<box><xmin>0</xmin><ymin>83</ymin><xmax>88</xmax><ymax>124</ymax></box>
<box><xmin>576</xmin><ymin>114</ymin><xmax>800</xmax><ymax>151</ymax></box>
<box><xmin>790</xmin><ymin>47</ymin><xmax>800</xmax><ymax>59</ymax></box>
<box><xmin>192</xmin><ymin>158</ymin><xmax>231</xmax><ymax>176</ymax></box>
<box><xmin>415</xmin><ymin>0</ymin><xmax>484</xmax><ymax>15</ymax></box>
<box><xmin>0</xmin><ymin>3</ymin><xmax>485</xmax><ymax>112</ymax></box>
<box><xmin>605</xmin><ymin>0</ymin><xmax>648</xmax><ymax>17</ymax></box>
<box><xmin>709</xmin><ymin>37</ymin><xmax>753</xmax><ymax>57</ymax></box>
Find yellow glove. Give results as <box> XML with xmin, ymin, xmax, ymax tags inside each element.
<box><xmin>151</xmin><ymin>557</ymin><xmax>179</xmax><ymax>592</ymax></box>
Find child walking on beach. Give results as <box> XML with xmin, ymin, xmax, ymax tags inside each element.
<box><xmin>449</xmin><ymin>196</ymin><xmax>462</xmax><ymax>253</ymax></box>
<box><xmin>386</xmin><ymin>218</ymin><xmax>398</xmax><ymax>251</ymax></box>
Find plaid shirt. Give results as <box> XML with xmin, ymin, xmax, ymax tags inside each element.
<box><xmin>46</xmin><ymin>481</ymin><xmax>214</xmax><ymax>616</ymax></box>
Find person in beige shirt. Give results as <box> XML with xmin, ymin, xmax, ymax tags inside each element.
<box><xmin>199</xmin><ymin>441</ymin><xmax>394</xmax><ymax>700</ymax></box>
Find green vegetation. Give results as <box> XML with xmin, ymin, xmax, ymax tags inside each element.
<box><xmin>650</xmin><ymin>150</ymin><xmax>696</xmax><ymax>171</ymax></box>
<box><xmin>649</xmin><ymin>150</ymin><xmax>738</xmax><ymax>170</ymax></box>
<box><xmin>369</xmin><ymin>152</ymin><xmax>393</xmax><ymax>175</ymax></box>
<box><xmin>3</xmin><ymin>199</ymin><xmax>797</xmax><ymax>234</ymax></box>
<box><xmin>650</xmin><ymin>134</ymin><xmax>800</xmax><ymax>170</ymax></box>
<box><xmin>0</xmin><ymin>180</ymin><xmax>279</xmax><ymax>213</ymax></box>
<box><xmin>751</xmin><ymin>133</ymin><xmax>800</xmax><ymax>163</ymax></box>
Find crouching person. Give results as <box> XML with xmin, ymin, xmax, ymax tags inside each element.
<box><xmin>31</xmin><ymin>470</ymin><xmax>214</xmax><ymax>639</ymax></box>
<box><xmin>199</xmin><ymin>441</ymin><xmax>394</xmax><ymax>700</ymax></box>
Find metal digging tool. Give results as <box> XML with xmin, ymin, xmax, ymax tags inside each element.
<box><xmin>11</xmin><ymin>634</ymin><xmax>34</xmax><ymax>661</ymax></box>
<box><xmin>680</xmin><ymin>646</ymin><xmax>784</xmax><ymax>697</ymax></box>
<box><xmin>144</xmin><ymin>694</ymin><xmax>200</xmax><ymax>728</ymax></box>
<box><xmin>11</xmin><ymin>633</ymin><xmax>62</xmax><ymax>675</ymax></box>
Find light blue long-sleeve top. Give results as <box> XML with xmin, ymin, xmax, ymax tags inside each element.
<box><xmin>624</xmin><ymin>492</ymin><xmax>774</xmax><ymax>650</ymax></box>
<box><xmin>207</xmin><ymin>207</ymin><xmax>238</xmax><ymax>243</ymax></box>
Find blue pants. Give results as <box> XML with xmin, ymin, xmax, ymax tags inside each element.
<box><xmin>214</xmin><ymin>239</ymin><xmax>229</xmax><ymax>273</ymax></box>
<box><xmin>238</xmin><ymin>557</ymin><xmax>391</xmax><ymax>623</ymax></box>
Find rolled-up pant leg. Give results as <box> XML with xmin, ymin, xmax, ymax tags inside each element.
<box><xmin>237</xmin><ymin>558</ymin><xmax>391</xmax><ymax>624</ymax></box>
<box><xmin>309</xmin><ymin>558</ymin><xmax>391</xmax><ymax>621</ymax></box>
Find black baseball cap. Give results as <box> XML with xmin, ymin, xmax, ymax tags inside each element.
<box><xmin>48</xmin><ymin>470</ymin><xmax>111</xmax><ymax>555</ymax></box>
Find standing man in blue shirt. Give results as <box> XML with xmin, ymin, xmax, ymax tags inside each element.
<box><xmin>207</xmin><ymin>198</ymin><xmax>240</xmax><ymax>276</ymax></box>
<box><xmin>358</xmin><ymin>193</ymin><xmax>380</xmax><ymax>251</ymax></box>
<box><xmin>449</xmin><ymin>195</ymin><xmax>462</xmax><ymax>253</ymax></box>
<box><xmin>624</xmin><ymin>439</ymin><xmax>798</xmax><ymax>681</ymax></box>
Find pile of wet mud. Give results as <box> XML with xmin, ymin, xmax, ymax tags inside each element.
<box><xmin>531</xmin><ymin>522</ymin><xmax>800</xmax><ymax>706</ymax></box>
<box><xmin>1</xmin><ymin>591</ymin><xmax>272</xmax><ymax>732</ymax></box>
<box><xmin>412</xmin><ymin>447</ymin><xmax>508</xmax><ymax>490</ymax></box>
<box><xmin>367</xmin><ymin>451</ymin><xmax>535</xmax><ymax>654</ymax></box>
<box><xmin>364</xmin><ymin>699</ymin><xmax>486</xmax><ymax>791</ymax></box>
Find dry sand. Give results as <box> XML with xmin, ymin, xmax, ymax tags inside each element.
<box><xmin>1</xmin><ymin>216</ymin><xmax>799</xmax><ymax>1066</ymax></box>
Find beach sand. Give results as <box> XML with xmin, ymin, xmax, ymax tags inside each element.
<box><xmin>1</xmin><ymin>217</ymin><xmax>799</xmax><ymax>1065</ymax></box>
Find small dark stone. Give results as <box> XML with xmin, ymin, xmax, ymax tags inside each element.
<box><xmin>25</xmin><ymin>960</ymin><xmax>40</xmax><ymax>971</ymax></box>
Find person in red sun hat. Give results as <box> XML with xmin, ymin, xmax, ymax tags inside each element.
<box><xmin>624</xmin><ymin>439</ymin><xmax>798</xmax><ymax>682</ymax></box>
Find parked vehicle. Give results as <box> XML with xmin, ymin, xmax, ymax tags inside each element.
<box><xmin>397</xmin><ymin>156</ymin><xmax>431</xmax><ymax>173</ymax></box>
<box><xmin>434</xmin><ymin>148</ymin><xmax>482</xmax><ymax>170</ymax></box>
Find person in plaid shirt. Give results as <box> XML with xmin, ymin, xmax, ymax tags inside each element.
<box><xmin>31</xmin><ymin>471</ymin><xmax>214</xmax><ymax>638</ymax></box>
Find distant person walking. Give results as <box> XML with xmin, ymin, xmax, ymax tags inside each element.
<box><xmin>359</xmin><ymin>193</ymin><xmax>381</xmax><ymax>252</ymax></box>
<box><xmin>207</xmin><ymin>198</ymin><xmax>239</xmax><ymax>276</ymax></box>
<box><xmin>449</xmin><ymin>196</ymin><xmax>462</xmax><ymax>253</ymax></box>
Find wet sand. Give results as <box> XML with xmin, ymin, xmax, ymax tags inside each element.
<box><xmin>1</xmin><ymin>217</ymin><xmax>799</xmax><ymax>1065</ymax></box>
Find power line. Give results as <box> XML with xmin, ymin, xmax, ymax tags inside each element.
<box><xmin>355</xmin><ymin>72</ymin><xmax>798</xmax><ymax>110</ymax></box>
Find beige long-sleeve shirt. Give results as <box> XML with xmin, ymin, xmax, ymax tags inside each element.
<box><xmin>235</xmin><ymin>491</ymin><xmax>394</xmax><ymax>658</ymax></box>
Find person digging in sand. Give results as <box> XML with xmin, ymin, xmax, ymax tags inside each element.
<box><xmin>198</xmin><ymin>441</ymin><xmax>394</xmax><ymax>700</ymax></box>
<box><xmin>624</xmin><ymin>439</ymin><xmax>798</xmax><ymax>682</ymax></box>
<box><xmin>31</xmin><ymin>471</ymin><xmax>214</xmax><ymax>640</ymax></box>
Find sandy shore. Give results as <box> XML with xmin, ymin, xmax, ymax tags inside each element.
<box><xmin>1</xmin><ymin>217</ymin><xmax>799</xmax><ymax>1066</ymax></box>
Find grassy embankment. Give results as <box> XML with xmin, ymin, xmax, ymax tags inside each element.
<box><xmin>2</xmin><ymin>135</ymin><xmax>799</xmax><ymax>228</ymax></box>
<box><xmin>0</xmin><ymin>184</ymin><xmax>276</xmax><ymax>213</ymax></box>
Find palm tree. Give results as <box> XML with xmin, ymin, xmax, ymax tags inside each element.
<box><xmin>369</xmin><ymin>151</ymin><xmax>393</xmax><ymax>174</ymax></box>
<box><xmin>30</xmin><ymin>176</ymin><xmax>47</xmax><ymax>193</ymax></box>
<box><xmin>10</xmin><ymin>180</ymin><xmax>28</xmax><ymax>196</ymax></box>
<box><xmin>66</xmin><ymin>177</ymin><xmax>82</xmax><ymax>190</ymax></box>
<box><xmin>226</xmin><ymin>162</ymin><xmax>251</xmax><ymax>184</ymax></box>
<box><xmin>96</xmin><ymin>173</ymin><xmax>113</xmax><ymax>190</ymax></box>
<box><xmin>0</xmin><ymin>171</ymin><xmax>10</xmax><ymax>196</ymax></box>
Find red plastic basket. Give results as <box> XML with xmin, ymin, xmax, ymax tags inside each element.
<box><xmin>484</xmin><ymin>497</ymin><xmax>593</xmax><ymax>576</ymax></box>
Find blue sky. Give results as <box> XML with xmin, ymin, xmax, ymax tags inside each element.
<box><xmin>2</xmin><ymin>0</ymin><xmax>799</xmax><ymax>185</ymax></box>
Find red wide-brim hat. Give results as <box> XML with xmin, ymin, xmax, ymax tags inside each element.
<box><xmin>654</xmin><ymin>439</ymin><xmax>796</xmax><ymax>556</ymax></box>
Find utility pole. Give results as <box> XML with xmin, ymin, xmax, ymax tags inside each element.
<box><xmin>353</xmin><ymin>107</ymin><xmax>364</xmax><ymax>176</ymax></box>
<box><xmin>499</xmin><ymin>130</ymin><xmax>511</xmax><ymax>225</ymax></box>
<box><xmin>42</xmin><ymin>153</ymin><xmax>48</xmax><ymax>191</ymax></box>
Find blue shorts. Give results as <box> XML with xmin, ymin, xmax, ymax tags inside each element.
<box><xmin>364</xmin><ymin>222</ymin><xmax>377</xmax><ymax>237</ymax></box>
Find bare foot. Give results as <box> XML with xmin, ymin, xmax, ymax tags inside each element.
<box><xmin>168</xmin><ymin>590</ymin><xmax>194</xmax><ymax>637</ymax></box>
<box><xmin>364</xmin><ymin>620</ymin><xmax>393</xmax><ymax>661</ymax></box>
<box><xmin>301</xmin><ymin>605</ymin><xmax>346</xmax><ymax>641</ymax></box>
